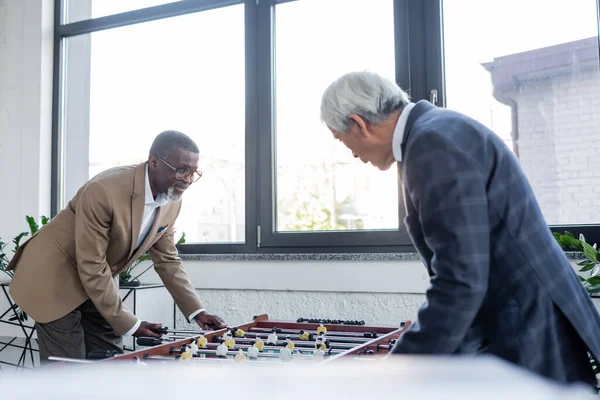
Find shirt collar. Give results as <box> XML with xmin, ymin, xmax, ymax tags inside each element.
<box><xmin>392</xmin><ymin>102</ymin><xmax>416</xmax><ymax>162</ymax></box>
<box><xmin>145</xmin><ymin>164</ymin><xmax>169</xmax><ymax>206</ymax></box>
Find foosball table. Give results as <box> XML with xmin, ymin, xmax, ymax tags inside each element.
<box><xmin>101</xmin><ymin>314</ymin><xmax>411</xmax><ymax>365</ymax></box>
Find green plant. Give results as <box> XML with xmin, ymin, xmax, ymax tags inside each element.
<box><xmin>119</xmin><ymin>231</ymin><xmax>186</xmax><ymax>286</ymax></box>
<box><xmin>0</xmin><ymin>215</ymin><xmax>51</xmax><ymax>322</ymax></box>
<box><xmin>553</xmin><ymin>231</ymin><xmax>600</xmax><ymax>296</ymax></box>
<box><xmin>554</xmin><ymin>231</ymin><xmax>600</xmax><ymax>376</ymax></box>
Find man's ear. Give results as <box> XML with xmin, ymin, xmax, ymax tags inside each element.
<box><xmin>348</xmin><ymin>114</ymin><xmax>369</xmax><ymax>138</ymax></box>
<box><xmin>148</xmin><ymin>155</ymin><xmax>159</xmax><ymax>169</ymax></box>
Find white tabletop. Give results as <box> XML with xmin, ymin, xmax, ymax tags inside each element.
<box><xmin>0</xmin><ymin>354</ymin><xmax>596</xmax><ymax>399</ymax></box>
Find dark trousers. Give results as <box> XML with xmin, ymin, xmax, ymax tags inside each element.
<box><xmin>35</xmin><ymin>299</ymin><xmax>123</xmax><ymax>362</ymax></box>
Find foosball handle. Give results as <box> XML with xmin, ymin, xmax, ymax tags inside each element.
<box><xmin>150</xmin><ymin>326</ymin><xmax>169</xmax><ymax>334</ymax></box>
<box><xmin>87</xmin><ymin>349</ymin><xmax>118</xmax><ymax>359</ymax></box>
<box><xmin>137</xmin><ymin>337</ymin><xmax>163</xmax><ymax>347</ymax></box>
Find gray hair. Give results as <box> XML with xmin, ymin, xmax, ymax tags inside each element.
<box><xmin>149</xmin><ymin>130</ymin><xmax>199</xmax><ymax>159</ymax></box>
<box><xmin>320</xmin><ymin>71</ymin><xmax>410</xmax><ymax>134</ymax></box>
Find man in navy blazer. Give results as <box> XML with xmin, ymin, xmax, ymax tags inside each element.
<box><xmin>320</xmin><ymin>71</ymin><xmax>600</xmax><ymax>387</ymax></box>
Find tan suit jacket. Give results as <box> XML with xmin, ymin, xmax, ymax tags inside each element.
<box><xmin>7</xmin><ymin>162</ymin><xmax>203</xmax><ymax>335</ymax></box>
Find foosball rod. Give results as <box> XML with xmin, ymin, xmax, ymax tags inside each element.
<box><xmin>167</xmin><ymin>344</ymin><xmax>344</xmax><ymax>356</ymax></box>
<box><xmin>153</xmin><ymin>327</ymin><xmax>376</xmax><ymax>341</ymax></box>
<box><xmin>136</xmin><ymin>338</ymin><xmax>342</xmax><ymax>355</ymax></box>
<box><xmin>48</xmin><ymin>356</ymin><xmax>95</xmax><ymax>364</ymax></box>
<box><xmin>248</xmin><ymin>326</ymin><xmax>377</xmax><ymax>338</ymax></box>
<box><xmin>214</xmin><ymin>337</ymin><xmax>357</xmax><ymax>349</ymax></box>
<box><xmin>239</xmin><ymin>332</ymin><xmax>372</xmax><ymax>343</ymax></box>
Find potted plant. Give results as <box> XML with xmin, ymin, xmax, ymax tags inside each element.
<box><xmin>119</xmin><ymin>232</ymin><xmax>186</xmax><ymax>287</ymax></box>
<box><xmin>0</xmin><ymin>215</ymin><xmax>50</xmax><ymax>322</ymax></box>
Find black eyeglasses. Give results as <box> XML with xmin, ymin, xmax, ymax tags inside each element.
<box><xmin>155</xmin><ymin>156</ymin><xmax>203</xmax><ymax>183</ymax></box>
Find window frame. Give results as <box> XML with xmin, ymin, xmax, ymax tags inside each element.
<box><xmin>51</xmin><ymin>0</ymin><xmax>600</xmax><ymax>254</ymax></box>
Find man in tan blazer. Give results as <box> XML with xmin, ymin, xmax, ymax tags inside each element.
<box><xmin>7</xmin><ymin>130</ymin><xmax>226</xmax><ymax>362</ymax></box>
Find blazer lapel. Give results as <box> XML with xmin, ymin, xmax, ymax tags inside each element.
<box><xmin>400</xmin><ymin>100</ymin><xmax>436</xmax><ymax>161</ymax></box>
<box><xmin>128</xmin><ymin>206</ymin><xmax>165</xmax><ymax>264</ymax></box>
<box><xmin>128</xmin><ymin>163</ymin><xmax>147</xmax><ymax>259</ymax></box>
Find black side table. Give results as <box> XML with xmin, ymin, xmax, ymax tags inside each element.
<box><xmin>0</xmin><ymin>282</ymin><xmax>38</xmax><ymax>370</ymax></box>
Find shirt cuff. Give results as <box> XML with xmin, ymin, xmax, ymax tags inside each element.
<box><xmin>188</xmin><ymin>308</ymin><xmax>206</xmax><ymax>322</ymax></box>
<box><xmin>124</xmin><ymin>319</ymin><xmax>142</xmax><ymax>336</ymax></box>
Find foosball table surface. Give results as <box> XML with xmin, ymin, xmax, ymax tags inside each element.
<box><xmin>104</xmin><ymin>314</ymin><xmax>411</xmax><ymax>365</ymax></box>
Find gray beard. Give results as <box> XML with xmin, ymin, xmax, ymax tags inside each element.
<box><xmin>167</xmin><ymin>185</ymin><xmax>182</xmax><ymax>201</ymax></box>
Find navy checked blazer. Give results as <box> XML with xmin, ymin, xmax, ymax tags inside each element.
<box><xmin>390</xmin><ymin>100</ymin><xmax>600</xmax><ymax>386</ymax></box>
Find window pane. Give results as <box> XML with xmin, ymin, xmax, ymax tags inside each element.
<box><xmin>274</xmin><ymin>0</ymin><xmax>399</xmax><ymax>232</ymax></box>
<box><xmin>64</xmin><ymin>5</ymin><xmax>245</xmax><ymax>243</ymax></box>
<box><xmin>442</xmin><ymin>0</ymin><xmax>600</xmax><ymax>225</ymax></box>
<box><xmin>65</xmin><ymin>0</ymin><xmax>181</xmax><ymax>23</ymax></box>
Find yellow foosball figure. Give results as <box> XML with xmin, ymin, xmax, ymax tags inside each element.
<box><xmin>223</xmin><ymin>331</ymin><xmax>236</xmax><ymax>350</ymax></box>
<box><xmin>254</xmin><ymin>335</ymin><xmax>265</xmax><ymax>351</ymax></box>
<box><xmin>196</xmin><ymin>334</ymin><xmax>208</xmax><ymax>349</ymax></box>
<box><xmin>299</xmin><ymin>330</ymin><xmax>310</xmax><ymax>341</ymax></box>
<box><xmin>179</xmin><ymin>345</ymin><xmax>194</xmax><ymax>361</ymax></box>
<box><xmin>316</xmin><ymin>323</ymin><xmax>327</xmax><ymax>335</ymax></box>
<box><xmin>315</xmin><ymin>336</ymin><xmax>327</xmax><ymax>351</ymax></box>
<box><xmin>234</xmin><ymin>349</ymin><xmax>247</xmax><ymax>362</ymax></box>
<box><xmin>285</xmin><ymin>336</ymin><xmax>295</xmax><ymax>350</ymax></box>
<box><xmin>232</xmin><ymin>327</ymin><xmax>245</xmax><ymax>338</ymax></box>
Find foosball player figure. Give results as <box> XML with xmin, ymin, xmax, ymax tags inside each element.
<box><xmin>189</xmin><ymin>340</ymin><xmax>199</xmax><ymax>355</ymax></box>
<box><xmin>316</xmin><ymin>323</ymin><xmax>327</xmax><ymax>335</ymax></box>
<box><xmin>234</xmin><ymin>348</ymin><xmax>247</xmax><ymax>362</ymax></box>
<box><xmin>247</xmin><ymin>343</ymin><xmax>260</xmax><ymax>359</ymax></box>
<box><xmin>267</xmin><ymin>328</ymin><xmax>278</xmax><ymax>345</ymax></box>
<box><xmin>313</xmin><ymin>348</ymin><xmax>325</xmax><ymax>359</ymax></box>
<box><xmin>223</xmin><ymin>331</ymin><xmax>236</xmax><ymax>349</ymax></box>
<box><xmin>279</xmin><ymin>345</ymin><xmax>292</xmax><ymax>361</ymax></box>
<box><xmin>285</xmin><ymin>336</ymin><xmax>295</xmax><ymax>350</ymax></box>
<box><xmin>196</xmin><ymin>333</ymin><xmax>208</xmax><ymax>349</ymax></box>
<box><xmin>180</xmin><ymin>344</ymin><xmax>194</xmax><ymax>361</ymax></box>
<box><xmin>216</xmin><ymin>342</ymin><xmax>229</xmax><ymax>358</ymax></box>
<box><xmin>314</xmin><ymin>336</ymin><xmax>327</xmax><ymax>351</ymax></box>
<box><xmin>232</xmin><ymin>326</ymin><xmax>245</xmax><ymax>338</ymax></box>
<box><xmin>299</xmin><ymin>330</ymin><xmax>310</xmax><ymax>341</ymax></box>
<box><xmin>254</xmin><ymin>334</ymin><xmax>265</xmax><ymax>351</ymax></box>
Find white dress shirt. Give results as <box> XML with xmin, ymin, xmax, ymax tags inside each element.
<box><xmin>392</xmin><ymin>102</ymin><xmax>416</xmax><ymax>162</ymax></box>
<box><xmin>124</xmin><ymin>165</ymin><xmax>204</xmax><ymax>336</ymax></box>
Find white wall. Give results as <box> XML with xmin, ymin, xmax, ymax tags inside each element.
<box><xmin>516</xmin><ymin>67</ymin><xmax>600</xmax><ymax>224</ymax></box>
<box><xmin>0</xmin><ymin>0</ymin><xmax>53</xmax><ymax>242</ymax></box>
<box><xmin>138</xmin><ymin>259</ymin><xmax>429</xmax><ymax>327</ymax></box>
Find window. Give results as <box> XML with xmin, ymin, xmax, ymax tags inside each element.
<box><xmin>273</xmin><ymin>0</ymin><xmax>399</xmax><ymax>233</ymax></box>
<box><xmin>61</xmin><ymin>4</ymin><xmax>246</xmax><ymax>244</ymax></box>
<box><xmin>53</xmin><ymin>0</ymin><xmax>600</xmax><ymax>253</ymax></box>
<box><xmin>65</xmin><ymin>0</ymin><xmax>182</xmax><ymax>23</ymax></box>
<box><xmin>442</xmin><ymin>0</ymin><xmax>600</xmax><ymax>225</ymax></box>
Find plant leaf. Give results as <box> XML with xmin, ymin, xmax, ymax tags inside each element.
<box><xmin>12</xmin><ymin>232</ymin><xmax>28</xmax><ymax>252</ymax></box>
<box><xmin>586</xmin><ymin>285</ymin><xmax>600</xmax><ymax>295</ymax></box>
<box><xmin>587</xmin><ymin>276</ymin><xmax>600</xmax><ymax>286</ymax></box>
<box><xmin>582</xmin><ymin>242</ymin><xmax>599</xmax><ymax>262</ymax></box>
<box><xmin>26</xmin><ymin>215</ymin><xmax>39</xmax><ymax>235</ymax></box>
<box><xmin>579</xmin><ymin>262</ymin><xmax>596</xmax><ymax>272</ymax></box>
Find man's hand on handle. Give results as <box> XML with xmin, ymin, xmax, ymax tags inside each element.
<box><xmin>133</xmin><ymin>321</ymin><xmax>163</xmax><ymax>338</ymax></box>
<box><xmin>194</xmin><ymin>311</ymin><xmax>227</xmax><ymax>331</ymax></box>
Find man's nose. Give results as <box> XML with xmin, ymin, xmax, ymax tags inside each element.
<box><xmin>352</xmin><ymin>152</ymin><xmax>358</xmax><ymax>158</ymax></box>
